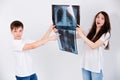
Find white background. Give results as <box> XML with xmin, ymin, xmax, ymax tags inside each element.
<box><xmin>0</xmin><ymin>0</ymin><xmax>120</xmax><ymax>80</ymax></box>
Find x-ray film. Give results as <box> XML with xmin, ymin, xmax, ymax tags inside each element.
<box><xmin>52</xmin><ymin>5</ymin><xmax>80</xmax><ymax>54</ymax></box>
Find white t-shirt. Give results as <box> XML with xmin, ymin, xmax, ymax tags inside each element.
<box><xmin>80</xmin><ymin>32</ymin><xmax>110</xmax><ymax>73</ymax></box>
<box><xmin>12</xmin><ymin>39</ymin><xmax>35</xmax><ymax>77</ymax></box>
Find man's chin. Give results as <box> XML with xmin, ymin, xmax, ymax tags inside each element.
<box><xmin>14</xmin><ymin>37</ymin><xmax>21</xmax><ymax>40</ymax></box>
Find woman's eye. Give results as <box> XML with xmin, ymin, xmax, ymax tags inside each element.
<box><xmin>101</xmin><ymin>17</ymin><xmax>104</xmax><ymax>20</ymax></box>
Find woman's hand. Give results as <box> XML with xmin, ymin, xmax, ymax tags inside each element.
<box><xmin>76</xmin><ymin>25</ymin><xmax>84</xmax><ymax>37</ymax></box>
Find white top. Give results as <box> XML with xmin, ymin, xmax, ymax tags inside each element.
<box><xmin>80</xmin><ymin>32</ymin><xmax>110</xmax><ymax>73</ymax></box>
<box><xmin>12</xmin><ymin>39</ymin><xmax>35</xmax><ymax>77</ymax></box>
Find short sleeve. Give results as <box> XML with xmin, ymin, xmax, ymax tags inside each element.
<box><xmin>13</xmin><ymin>42</ymin><xmax>25</xmax><ymax>51</ymax></box>
<box><xmin>13</xmin><ymin>39</ymin><xmax>35</xmax><ymax>51</ymax></box>
<box><xmin>99</xmin><ymin>32</ymin><xmax>110</xmax><ymax>47</ymax></box>
<box><xmin>12</xmin><ymin>39</ymin><xmax>26</xmax><ymax>51</ymax></box>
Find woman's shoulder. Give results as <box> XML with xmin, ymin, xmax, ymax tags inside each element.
<box><xmin>100</xmin><ymin>32</ymin><xmax>111</xmax><ymax>41</ymax></box>
<box><xmin>104</xmin><ymin>32</ymin><xmax>111</xmax><ymax>38</ymax></box>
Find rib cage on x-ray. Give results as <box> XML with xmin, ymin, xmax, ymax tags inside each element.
<box><xmin>52</xmin><ymin>5</ymin><xmax>80</xmax><ymax>54</ymax></box>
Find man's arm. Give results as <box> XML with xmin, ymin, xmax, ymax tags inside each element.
<box><xmin>23</xmin><ymin>25</ymin><xmax>56</xmax><ymax>50</ymax></box>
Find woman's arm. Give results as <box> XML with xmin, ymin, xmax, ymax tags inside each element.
<box><xmin>23</xmin><ymin>25</ymin><xmax>57</xmax><ymax>50</ymax></box>
<box><xmin>76</xmin><ymin>33</ymin><xmax>81</xmax><ymax>39</ymax></box>
<box><xmin>76</xmin><ymin>26</ymin><xmax>104</xmax><ymax>49</ymax></box>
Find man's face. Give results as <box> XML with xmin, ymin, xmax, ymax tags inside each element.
<box><xmin>11</xmin><ymin>27</ymin><xmax>23</xmax><ymax>40</ymax></box>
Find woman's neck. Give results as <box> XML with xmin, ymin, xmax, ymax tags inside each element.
<box><xmin>96</xmin><ymin>27</ymin><xmax>101</xmax><ymax>34</ymax></box>
<box><xmin>92</xmin><ymin>27</ymin><xmax>101</xmax><ymax>40</ymax></box>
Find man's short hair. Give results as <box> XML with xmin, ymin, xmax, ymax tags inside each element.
<box><xmin>10</xmin><ymin>20</ymin><xmax>24</xmax><ymax>30</ymax></box>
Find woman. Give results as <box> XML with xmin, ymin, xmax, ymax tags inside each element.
<box><xmin>76</xmin><ymin>11</ymin><xmax>111</xmax><ymax>80</ymax></box>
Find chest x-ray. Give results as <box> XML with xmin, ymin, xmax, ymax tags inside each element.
<box><xmin>52</xmin><ymin>5</ymin><xmax>80</xmax><ymax>54</ymax></box>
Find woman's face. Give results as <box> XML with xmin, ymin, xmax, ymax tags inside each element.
<box><xmin>96</xmin><ymin>13</ymin><xmax>105</xmax><ymax>28</ymax></box>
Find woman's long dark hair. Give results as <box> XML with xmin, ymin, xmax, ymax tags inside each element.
<box><xmin>87</xmin><ymin>11</ymin><xmax>111</xmax><ymax>50</ymax></box>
